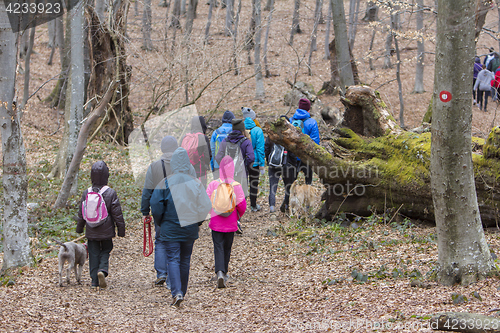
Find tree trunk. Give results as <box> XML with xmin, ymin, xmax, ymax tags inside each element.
<box><xmin>0</xmin><ymin>7</ymin><xmax>31</xmax><ymax>270</ymax></box>
<box><xmin>264</xmin><ymin>85</ymin><xmax>500</xmax><ymax>230</ymax></box>
<box><xmin>413</xmin><ymin>0</ymin><xmax>425</xmax><ymax>93</ymax></box>
<box><xmin>330</xmin><ymin>0</ymin><xmax>354</xmax><ymax>93</ymax></box>
<box><xmin>185</xmin><ymin>0</ymin><xmax>198</xmax><ymax>38</ymax></box>
<box><xmin>142</xmin><ymin>0</ymin><xmax>153</xmax><ymax>50</ymax></box>
<box><xmin>54</xmin><ymin>83</ymin><xmax>118</xmax><ymax>208</ymax></box>
<box><xmin>475</xmin><ymin>0</ymin><xmax>492</xmax><ymax>42</ymax></box>
<box><xmin>231</xmin><ymin>0</ymin><xmax>242</xmax><ymax>74</ymax></box>
<box><xmin>170</xmin><ymin>0</ymin><xmax>181</xmax><ymax>28</ymax></box>
<box><xmin>431</xmin><ymin>0</ymin><xmax>494</xmax><ymax>285</ymax></box>
<box><xmin>204</xmin><ymin>0</ymin><xmax>214</xmax><ymax>44</ymax></box>
<box><xmin>394</xmin><ymin>34</ymin><xmax>404</xmax><ymax>128</ymax></box>
<box><xmin>224</xmin><ymin>0</ymin><xmax>234</xmax><ymax>36</ymax></box>
<box><xmin>49</xmin><ymin>1</ymin><xmax>85</xmax><ymax>186</ymax></box>
<box><xmin>362</xmin><ymin>1</ymin><xmax>378</xmax><ymax>22</ymax></box>
<box><xmin>263</xmin><ymin>0</ymin><xmax>274</xmax><ymax>77</ymax></box>
<box><xmin>20</xmin><ymin>27</ymin><xmax>35</xmax><ymax>113</ymax></box>
<box><xmin>87</xmin><ymin>3</ymin><xmax>134</xmax><ymax>145</ymax></box>
<box><xmin>289</xmin><ymin>0</ymin><xmax>300</xmax><ymax>46</ymax></box>
<box><xmin>245</xmin><ymin>0</ymin><xmax>256</xmax><ymax>65</ymax></box>
<box><xmin>324</xmin><ymin>0</ymin><xmax>332</xmax><ymax>59</ymax></box>
<box><xmin>254</xmin><ymin>0</ymin><xmax>264</xmax><ymax>100</ymax></box>
<box><xmin>323</xmin><ymin>38</ymin><xmax>359</xmax><ymax>94</ymax></box>
<box><xmin>308</xmin><ymin>0</ymin><xmax>323</xmax><ymax>75</ymax></box>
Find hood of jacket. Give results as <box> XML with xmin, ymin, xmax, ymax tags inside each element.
<box><xmin>226</xmin><ymin>130</ymin><xmax>246</xmax><ymax>143</ymax></box>
<box><xmin>161</xmin><ymin>135</ymin><xmax>178</xmax><ymax>153</ymax></box>
<box><xmin>170</xmin><ymin>147</ymin><xmax>196</xmax><ymax>177</ymax></box>
<box><xmin>244</xmin><ymin>117</ymin><xmax>257</xmax><ymax>130</ymax></box>
<box><xmin>91</xmin><ymin>161</ymin><xmax>109</xmax><ymax>186</ymax></box>
<box><xmin>219</xmin><ymin>155</ymin><xmax>235</xmax><ymax>182</ymax></box>
<box><xmin>292</xmin><ymin>108</ymin><xmax>311</xmax><ymax>120</ymax></box>
<box><xmin>191</xmin><ymin>115</ymin><xmax>207</xmax><ymax>134</ymax></box>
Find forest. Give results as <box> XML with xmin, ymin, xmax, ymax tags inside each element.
<box><xmin>2</xmin><ymin>0</ymin><xmax>500</xmax><ymax>332</ymax></box>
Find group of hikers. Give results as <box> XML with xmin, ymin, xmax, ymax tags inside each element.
<box><xmin>75</xmin><ymin>97</ymin><xmax>320</xmax><ymax>307</ymax></box>
<box><xmin>473</xmin><ymin>47</ymin><xmax>500</xmax><ymax>112</ymax></box>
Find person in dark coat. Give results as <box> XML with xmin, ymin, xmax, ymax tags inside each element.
<box><xmin>215</xmin><ymin>119</ymin><xmax>255</xmax><ymax>196</ymax></box>
<box><xmin>210</xmin><ymin>110</ymin><xmax>235</xmax><ymax>176</ymax></box>
<box><xmin>141</xmin><ymin>135</ymin><xmax>178</xmax><ymax>287</ymax></box>
<box><xmin>265</xmin><ymin>116</ymin><xmax>299</xmax><ymax>213</ymax></box>
<box><xmin>76</xmin><ymin>161</ymin><xmax>126</xmax><ymax>289</ymax></box>
<box><xmin>150</xmin><ymin>148</ymin><xmax>212</xmax><ymax>307</ymax></box>
<box><xmin>180</xmin><ymin>116</ymin><xmax>212</xmax><ymax>187</ymax></box>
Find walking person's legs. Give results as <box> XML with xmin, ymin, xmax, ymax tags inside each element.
<box><xmin>268</xmin><ymin>166</ymin><xmax>281</xmax><ymax>212</ymax></box>
<box><xmin>248</xmin><ymin>165</ymin><xmax>260</xmax><ymax>211</ymax></box>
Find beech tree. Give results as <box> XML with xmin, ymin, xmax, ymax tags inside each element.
<box><xmin>413</xmin><ymin>0</ymin><xmax>425</xmax><ymax>94</ymax></box>
<box><xmin>431</xmin><ymin>0</ymin><xmax>495</xmax><ymax>285</ymax></box>
<box><xmin>330</xmin><ymin>0</ymin><xmax>354</xmax><ymax>92</ymax></box>
<box><xmin>0</xmin><ymin>6</ymin><xmax>31</xmax><ymax>270</ymax></box>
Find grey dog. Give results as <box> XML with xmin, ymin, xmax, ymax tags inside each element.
<box><xmin>52</xmin><ymin>239</ymin><xmax>87</xmax><ymax>287</ymax></box>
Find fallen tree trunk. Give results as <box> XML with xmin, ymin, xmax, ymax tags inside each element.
<box><xmin>264</xmin><ymin>85</ymin><xmax>500</xmax><ymax>227</ymax></box>
<box><xmin>430</xmin><ymin>312</ymin><xmax>500</xmax><ymax>332</ymax></box>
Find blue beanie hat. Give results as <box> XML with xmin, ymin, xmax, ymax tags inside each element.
<box><xmin>222</xmin><ymin>110</ymin><xmax>235</xmax><ymax>123</ymax></box>
<box><xmin>161</xmin><ymin>135</ymin><xmax>178</xmax><ymax>153</ymax></box>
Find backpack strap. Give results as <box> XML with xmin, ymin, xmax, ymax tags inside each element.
<box><xmin>98</xmin><ymin>186</ymin><xmax>109</xmax><ymax>195</ymax></box>
<box><xmin>161</xmin><ymin>159</ymin><xmax>167</xmax><ymax>178</ymax></box>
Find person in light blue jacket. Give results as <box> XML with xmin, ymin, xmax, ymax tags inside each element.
<box><xmin>243</xmin><ymin>109</ymin><xmax>265</xmax><ymax>212</ymax></box>
<box><xmin>289</xmin><ymin>98</ymin><xmax>320</xmax><ymax>185</ymax></box>
<box><xmin>210</xmin><ymin>111</ymin><xmax>234</xmax><ymax>177</ymax></box>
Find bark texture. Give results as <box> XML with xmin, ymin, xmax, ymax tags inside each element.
<box><xmin>431</xmin><ymin>0</ymin><xmax>494</xmax><ymax>286</ymax></box>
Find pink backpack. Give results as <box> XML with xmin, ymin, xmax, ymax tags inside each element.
<box><xmin>82</xmin><ymin>186</ymin><xmax>109</xmax><ymax>228</ymax></box>
<box><xmin>181</xmin><ymin>133</ymin><xmax>204</xmax><ymax>172</ymax></box>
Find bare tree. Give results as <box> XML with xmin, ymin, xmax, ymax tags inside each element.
<box><xmin>308</xmin><ymin>0</ymin><xmax>323</xmax><ymax>75</ymax></box>
<box><xmin>143</xmin><ymin>0</ymin><xmax>154</xmax><ymax>50</ymax></box>
<box><xmin>0</xmin><ymin>6</ymin><xmax>30</xmax><ymax>270</ymax></box>
<box><xmin>431</xmin><ymin>0</ymin><xmax>495</xmax><ymax>286</ymax></box>
<box><xmin>324</xmin><ymin>0</ymin><xmax>332</xmax><ymax>59</ymax></box>
<box><xmin>289</xmin><ymin>0</ymin><xmax>301</xmax><ymax>46</ymax></box>
<box><xmin>49</xmin><ymin>0</ymin><xmax>86</xmax><ymax>195</ymax></box>
<box><xmin>263</xmin><ymin>0</ymin><xmax>274</xmax><ymax>77</ymax></box>
<box><xmin>170</xmin><ymin>0</ymin><xmax>181</xmax><ymax>28</ymax></box>
<box><xmin>224</xmin><ymin>0</ymin><xmax>234</xmax><ymax>36</ymax></box>
<box><xmin>231</xmin><ymin>0</ymin><xmax>242</xmax><ymax>74</ymax></box>
<box><xmin>20</xmin><ymin>27</ymin><xmax>35</xmax><ymax>113</ymax></box>
<box><xmin>204</xmin><ymin>0</ymin><xmax>215</xmax><ymax>43</ymax></box>
<box><xmin>185</xmin><ymin>0</ymin><xmax>198</xmax><ymax>38</ymax></box>
<box><xmin>413</xmin><ymin>0</ymin><xmax>425</xmax><ymax>93</ymax></box>
<box><xmin>254</xmin><ymin>0</ymin><xmax>265</xmax><ymax>99</ymax></box>
<box><xmin>347</xmin><ymin>0</ymin><xmax>360</xmax><ymax>49</ymax></box>
<box><xmin>330</xmin><ymin>0</ymin><xmax>354</xmax><ymax>92</ymax></box>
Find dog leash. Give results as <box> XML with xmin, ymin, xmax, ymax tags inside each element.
<box><xmin>143</xmin><ymin>216</ymin><xmax>153</xmax><ymax>257</ymax></box>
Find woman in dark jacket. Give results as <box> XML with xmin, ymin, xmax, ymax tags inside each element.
<box><xmin>76</xmin><ymin>161</ymin><xmax>126</xmax><ymax>289</ymax></box>
<box><xmin>150</xmin><ymin>147</ymin><xmax>212</xmax><ymax>307</ymax></box>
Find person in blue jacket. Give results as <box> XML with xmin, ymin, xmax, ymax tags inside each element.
<box><xmin>210</xmin><ymin>111</ymin><xmax>234</xmax><ymax>178</ymax></box>
<box><xmin>289</xmin><ymin>98</ymin><xmax>320</xmax><ymax>185</ymax></box>
<box><xmin>150</xmin><ymin>147</ymin><xmax>212</xmax><ymax>307</ymax></box>
<box><xmin>243</xmin><ymin>109</ymin><xmax>265</xmax><ymax>212</ymax></box>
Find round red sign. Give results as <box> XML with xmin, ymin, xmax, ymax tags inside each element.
<box><xmin>439</xmin><ymin>91</ymin><xmax>452</xmax><ymax>102</ymax></box>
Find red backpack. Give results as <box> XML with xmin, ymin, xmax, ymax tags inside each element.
<box><xmin>181</xmin><ymin>133</ymin><xmax>205</xmax><ymax>171</ymax></box>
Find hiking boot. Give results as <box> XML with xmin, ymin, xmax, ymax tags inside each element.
<box><xmin>236</xmin><ymin>221</ymin><xmax>243</xmax><ymax>235</ymax></box>
<box><xmin>280</xmin><ymin>204</ymin><xmax>288</xmax><ymax>213</ymax></box>
<box><xmin>171</xmin><ymin>294</ymin><xmax>183</xmax><ymax>307</ymax></box>
<box><xmin>251</xmin><ymin>204</ymin><xmax>261</xmax><ymax>212</ymax></box>
<box><xmin>97</xmin><ymin>271</ymin><xmax>107</xmax><ymax>289</ymax></box>
<box><xmin>217</xmin><ymin>271</ymin><xmax>226</xmax><ymax>288</ymax></box>
<box><xmin>270</xmin><ymin>206</ymin><xmax>275</xmax><ymax>213</ymax></box>
<box><xmin>154</xmin><ymin>277</ymin><xmax>166</xmax><ymax>287</ymax></box>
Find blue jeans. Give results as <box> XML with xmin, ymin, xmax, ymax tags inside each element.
<box><xmin>154</xmin><ymin>221</ymin><xmax>170</xmax><ymax>288</ymax></box>
<box><xmin>157</xmin><ymin>240</ymin><xmax>195</xmax><ymax>297</ymax></box>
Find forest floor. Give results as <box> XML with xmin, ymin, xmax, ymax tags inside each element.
<box><xmin>3</xmin><ymin>0</ymin><xmax>500</xmax><ymax>332</ymax></box>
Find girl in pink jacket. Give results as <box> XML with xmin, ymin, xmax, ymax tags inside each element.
<box><xmin>206</xmin><ymin>155</ymin><xmax>247</xmax><ymax>288</ymax></box>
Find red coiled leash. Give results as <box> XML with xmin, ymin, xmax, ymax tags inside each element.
<box><xmin>143</xmin><ymin>216</ymin><xmax>153</xmax><ymax>257</ymax></box>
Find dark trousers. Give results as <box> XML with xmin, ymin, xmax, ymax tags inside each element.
<box><xmin>248</xmin><ymin>164</ymin><xmax>260</xmax><ymax>207</ymax></box>
<box><xmin>473</xmin><ymin>78</ymin><xmax>477</xmax><ymax>100</ymax></box>
<box><xmin>268</xmin><ymin>165</ymin><xmax>297</xmax><ymax>207</ymax></box>
<box><xmin>297</xmin><ymin>161</ymin><xmax>313</xmax><ymax>185</ymax></box>
<box><xmin>88</xmin><ymin>239</ymin><xmax>113</xmax><ymax>287</ymax></box>
<box><xmin>212</xmin><ymin>230</ymin><xmax>234</xmax><ymax>274</ymax></box>
<box><xmin>477</xmin><ymin>89</ymin><xmax>491</xmax><ymax>110</ymax></box>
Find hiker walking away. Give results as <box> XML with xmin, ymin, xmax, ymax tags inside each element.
<box><xmin>242</xmin><ymin>106</ymin><xmax>262</xmax><ymax>128</ymax></box>
<box><xmin>150</xmin><ymin>147</ymin><xmax>212</xmax><ymax>307</ymax></box>
<box><xmin>265</xmin><ymin>116</ymin><xmax>299</xmax><ymax>213</ymax></box>
<box><xmin>210</xmin><ymin>111</ymin><xmax>235</xmax><ymax>179</ymax></box>
<box><xmin>487</xmin><ymin>51</ymin><xmax>500</xmax><ymax>74</ymax></box>
<box><xmin>475</xmin><ymin>64</ymin><xmax>494</xmax><ymax>112</ymax></box>
<box><xmin>484</xmin><ymin>47</ymin><xmax>495</xmax><ymax>68</ymax></box>
<box><xmin>206</xmin><ymin>155</ymin><xmax>247</xmax><ymax>288</ymax></box>
<box><xmin>289</xmin><ymin>98</ymin><xmax>320</xmax><ymax>185</ymax></box>
<box><xmin>243</xmin><ymin>108</ymin><xmax>265</xmax><ymax>212</ymax></box>
<box><xmin>215</xmin><ymin>118</ymin><xmax>255</xmax><ymax>197</ymax></box>
<box><xmin>473</xmin><ymin>57</ymin><xmax>482</xmax><ymax>105</ymax></box>
<box><xmin>76</xmin><ymin>161</ymin><xmax>126</xmax><ymax>289</ymax></box>
<box><xmin>181</xmin><ymin>116</ymin><xmax>212</xmax><ymax>188</ymax></box>
<box><xmin>141</xmin><ymin>136</ymin><xmax>178</xmax><ymax>288</ymax></box>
